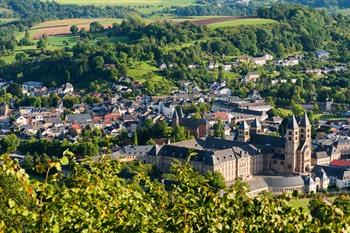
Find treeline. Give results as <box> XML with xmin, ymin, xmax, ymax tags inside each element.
<box><xmin>172</xmin><ymin>4</ymin><xmax>255</xmax><ymax>16</ymax></box>
<box><xmin>286</xmin><ymin>0</ymin><xmax>350</xmax><ymax>8</ymax></box>
<box><xmin>0</xmin><ymin>0</ymin><xmax>134</xmax><ymax>20</ymax></box>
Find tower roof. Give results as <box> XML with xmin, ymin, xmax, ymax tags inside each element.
<box><xmin>172</xmin><ymin>109</ymin><xmax>179</xmax><ymax>119</ymax></box>
<box><xmin>251</xmin><ymin>118</ymin><xmax>261</xmax><ymax>128</ymax></box>
<box><xmin>239</xmin><ymin>120</ymin><xmax>249</xmax><ymax>130</ymax></box>
<box><xmin>299</xmin><ymin>112</ymin><xmax>311</xmax><ymax>127</ymax></box>
<box><xmin>178</xmin><ymin>107</ymin><xmax>184</xmax><ymax>119</ymax></box>
<box><xmin>287</xmin><ymin>115</ymin><xmax>299</xmax><ymax>129</ymax></box>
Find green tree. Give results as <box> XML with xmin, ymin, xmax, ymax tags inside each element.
<box><xmin>70</xmin><ymin>25</ymin><xmax>79</xmax><ymax>35</ymax></box>
<box><xmin>0</xmin><ymin>134</ymin><xmax>20</xmax><ymax>153</ymax></box>
<box><xmin>213</xmin><ymin>120</ymin><xmax>225</xmax><ymax>138</ymax></box>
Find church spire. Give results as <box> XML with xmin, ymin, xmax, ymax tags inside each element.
<box><xmin>299</xmin><ymin>112</ymin><xmax>311</xmax><ymax>128</ymax></box>
<box><xmin>287</xmin><ymin>114</ymin><xmax>299</xmax><ymax>129</ymax></box>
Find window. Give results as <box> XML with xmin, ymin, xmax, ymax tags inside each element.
<box><xmin>274</xmin><ymin>160</ymin><xmax>277</xmax><ymax>164</ymax></box>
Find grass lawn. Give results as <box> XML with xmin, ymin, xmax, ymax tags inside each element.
<box><xmin>288</xmin><ymin>198</ymin><xmax>310</xmax><ymax>213</ymax></box>
<box><xmin>127</xmin><ymin>62</ymin><xmax>161</xmax><ymax>83</ymax></box>
<box><xmin>208</xmin><ymin>18</ymin><xmax>277</xmax><ymax>28</ymax></box>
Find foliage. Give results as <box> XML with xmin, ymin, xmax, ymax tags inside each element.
<box><xmin>0</xmin><ymin>155</ymin><xmax>349</xmax><ymax>232</ymax></box>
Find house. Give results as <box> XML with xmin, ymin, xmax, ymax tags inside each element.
<box><xmin>316</xmin><ymin>50</ymin><xmax>330</xmax><ymax>59</ymax></box>
<box><xmin>62</xmin><ymin>83</ymin><xmax>74</xmax><ymax>94</ymax></box>
<box><xmin>66</xmin><ymin>114</ymin><xmax>92</xmax><ymax>127</ymax></box>
<box><xmin>313</xmin><ymin>165</ymin><xmax>350</xmax><ymax>189</ymax></box>
<box><xmin>311</xmin><ymin>151</ymin><xmax>331</xmax><ymax>167</ymax></box>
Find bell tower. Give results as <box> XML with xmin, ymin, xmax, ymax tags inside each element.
<box><xmin>237</xmin><ymin>120</ymin><xmax>250</xmax><ymax>143</ymax></box>
<box><xmin>299</xmin><ymin>112</ymin><xmax>312</xmax><ymax>173</ymax></box>
<box><xmin>285</xmin><ymin>115</ymin><xmax>299</xmax><ymax>175</ymax></box>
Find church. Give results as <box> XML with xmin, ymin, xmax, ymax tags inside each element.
<box><xmin>148</xmin><ymin>112</ymin><xmax>313</xmax><ymax>182</ymax></box>
<box><xmin>236</xmin><ymin>113</ymin><xmax>312</xmax><ymax>176</ymax></box>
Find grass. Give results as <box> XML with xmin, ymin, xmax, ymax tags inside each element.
<box><xmin>208</xmin><ymin>18</ymin><xmax>277</xmax><ymax>28</ymax></box>
<box><xmin>288</xmin><ymin>198</ymin><xmax>310</xmax><ymax>213</ymax></box>
<box><xmin>126</xmin><ymin>62</ymin><xmax>161</xmax><ymax>83</ymax></box>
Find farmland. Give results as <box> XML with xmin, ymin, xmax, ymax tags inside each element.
<box><xmin>30</xmin><ymin>18</ymin><xmax>123</xmax><ymax>39</ymax></box>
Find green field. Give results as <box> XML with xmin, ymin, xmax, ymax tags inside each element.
<box><xmin>208</xmin><ymin>18</ymin><xmax>277</xmax><ymax>28</ymax></box>
<box><xmin>337</xmin><ymin>9</ymin><xmax>350</xmax><ymax>15</ymax></box>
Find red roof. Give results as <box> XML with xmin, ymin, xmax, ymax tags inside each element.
<box><xmin>215</xmin><ymin>112</ymin><xmax>229</xmax><ymax>121</ymax></box>
<box><xmin>330</xmin><ymin>160</ymin><xmax>350</xmax><ymax>167</ymax></box>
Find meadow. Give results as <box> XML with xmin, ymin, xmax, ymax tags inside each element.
<box><xmin>207</xmin><ymin>18</ymin><xmax>277</xmax><ymax>28</ymax></box>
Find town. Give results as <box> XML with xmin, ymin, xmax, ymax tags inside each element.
<box><xmin>1</xmin><ymin>50</ymin><xmax>349</xmax><ymax>196</ymax></box>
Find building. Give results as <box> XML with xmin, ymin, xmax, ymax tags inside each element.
<box><xmin>146</xmin><ymin>137</ymin><xmax>263</xmax><ymax>182</ymax></box>
<box><xmin>236</xmin><ymin>113</ymin><xmax>312</xmax><ymax>176</ymax></box>
<box><xmin>172</xmin><ymin>109</ymin><xmax>208</xmax><ymax>138</ymax></box>
<box><xmin>312</xmin><ymin>165</ymin><xmax>349</xmax><ymax>189</ymax></box>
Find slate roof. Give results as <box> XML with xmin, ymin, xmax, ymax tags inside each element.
<box><xmin>66</xmin><ymin>114</ymin><xmax>92</xmax><ymax>123</ymax></box>
<box><xmin>247</xmin><ymin>177</ymin><xmax>268</xmax><ymax>192</ymax></box>
<box><xmin>251</xmin><ymin>118</ymin><xmax>261</xmax><ymax>128</ymax></box>
<box><xmin>312</xmin><ymin>165</ymin><xmax>350</xmax><ymax>180</ymax></box>
<box><xmin>299</xmin><ymin>113</ymin><xmax>311</xmax><ymax>127</ymax></box>
<box><xmin>272</xmin><ymin>153</ymin><xmax>285</xmax><ymax>160</ymax></box>
<box><xmin>198</xmin><ymin>137</ymin><xmax>261</xmax><ymax>156</ymax></box>
<box><xmin>287</xmin><ymin>115</ymin><xmax>299</xmax><ymax>129</ymax></box>
<box><xmin>149</xmin><ymin>144</ymin><xmax>215</xmax><ymax>166</ymax></box>
<box><xmin>312</xmin><ymin>151</ymin><xmax>329</xmax><ymax>159</ymax></box>
<box><xmin>250</xmin><ymin>134</ymin><xmax>285</xmax><ymax>148</ymax></box>
<box><xmin>263</xmin><ymin>176</ymin><xmax>304</xmax><ymax>188</ymax></box>
<box><xmin>239</xmin><ymin>120</ymin><xmax>249</xmax><ymax>130</ymax></box>
<box><xmin>180</xmin><ymin>118</ymin><xmax>207</xmax><ymax>130</ymax></box>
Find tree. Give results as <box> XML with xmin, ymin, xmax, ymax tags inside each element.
<box><xmin>37</xmin><ymin>35</ymin><xmax>48</xmax><ymax>49</ymax></box>
<box><xmin>172</xmin><ymin>125</ymin><xmax>187</xmax><ymax>142</ymax></box>
<box><xmin>1</xmin><ymin>155</ymin><xmax>349</xmax><ymax>232</ymax></box>
<box><xmin>213</xmin><ymin>120</ymin><xmax>225</xmax><ymax>138</ymax></box>
<box><xmin>205</xmin><ymin>171</ymin><xmax>226</xmax><ymax>190</ymax></box>
<box><xmin>133</xmin><ymin>129</ymin><xmax>139</xmax><ymax>146</ymax></box>
<box><xmin>0</xmin><ymin>134</ymin><xmax>20</xmax><ymax>153</ymax></box>
<box><xmin>70</xmin><ymin>25</ymin><xmax>79</xmax><ymax>35</ymax></box>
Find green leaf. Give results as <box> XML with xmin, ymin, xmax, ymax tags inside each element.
<box><xmin>8</xmin><ymin>199</ymin><xmax>15</xmax><ymax>208</ymax></box>
<box><xmin>60</xmin><ymin>156</ymin><xmax>69</xmax><ymax>165</ymax></box>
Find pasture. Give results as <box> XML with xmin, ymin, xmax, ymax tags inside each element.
<box><xmin>206</xmin><ymin>18</ymin><xmax>277</xmax><ymax>28</ymax></box>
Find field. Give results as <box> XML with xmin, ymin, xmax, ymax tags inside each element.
<box><xmin>337</xmin><ymin>9</ymin><xmax>350</xmax><ymax>15</ymax></box>
<box><xmin>30</xmin><ymin>18</ymin><xmax>122</xmax><ymax>39</ymax></box>
<box><xmin>205</xmin><ymin>18</ymin><xmax>277</xmax><ymax>28</ymax></box>
<box><xmin>0</xmin><ymin>18</ymin><xmax>18</xmax><ymax>25</ymax></box>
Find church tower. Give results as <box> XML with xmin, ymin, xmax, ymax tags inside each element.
<box><xmin>172</xmin><ymin>109</ymin><xmax>179</xmax><ymax>127</ymax></box>
<box><xmin>298</xmin><ymin>112</ymin><xmax>312</xmax><ymax>173</ymax></box>
<box><xmin>250</xmin><ymin>118</ymin><xmax>262</xmax><ymax>135</ymax></box>
<box><xmin>285</xmin><ymin>115</ymin><xmax>299</xmax><ymax>175</ymax></box>
<box><xmin>237</xmin><ymin>120</ymin><xmax>250</xmax><ymax>142</ymax></box>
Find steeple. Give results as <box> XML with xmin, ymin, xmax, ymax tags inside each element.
<box><xmin>178</xmin><ymin>107</ymin><xmax>184</xmax><ymax>119</ymax></box>
<box><xmin>287</xmin><ymin>114</ymin><xmax>299</xmax><ymax>129</ymax></box>
<box><xmin>299</xmin><ymin>112</ymin><xmax>311</xmax><ymax>128</ymax></box>
<box><xmin>237</xmin><ymin>120</ymin><xmax>250</xmax><ymax>142</ymax></box>
<box><xmin>172</xmin><ymin>110</ymin><xmax>179</xmax><ymax>127</ymax></box>
<box><xmin>239</xmin><ymin>120</ymin><xmax>249</xmax><ymax>130</ymax></box>
<box><xmin>250</xmin><ymin>118</ymin><xmax>262</xmax><ymax>134</ymax></box>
